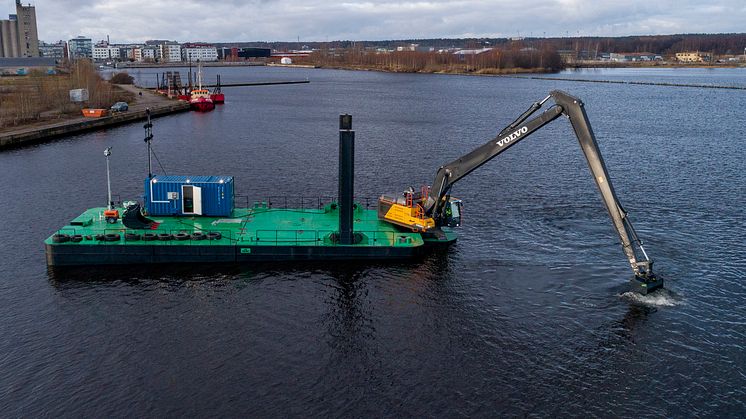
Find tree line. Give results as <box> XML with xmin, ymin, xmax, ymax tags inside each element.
<box><xmin>231</xmin><ymin>33</ymin><xmax>746</xmax><ymax>57</ymax></box>
<box><xmin>303</xmin><ymin>44</ymin><xmax>563</xmax><ymax>73</ymax></box>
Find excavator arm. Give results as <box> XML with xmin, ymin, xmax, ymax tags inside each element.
<box><xmin>379</xmin><ymin>90</ymin><xmax>662</xmax><ymax>292</ymax></box>
<box><xmin>427</xmin><ymin>95</ymin><xmax>562</xmax><ymax>217</ymax></box>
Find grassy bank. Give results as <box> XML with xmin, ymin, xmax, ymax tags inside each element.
<box><xmin>0</xmin><ymin>60</ymin><xmax>133</xmax><ymax>129</ymax></box>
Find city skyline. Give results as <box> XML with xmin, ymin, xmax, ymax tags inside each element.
<box><xmin>21</xmin><ymin>0</ymin><xmax>746</xmax><ymax>44</ymax></box>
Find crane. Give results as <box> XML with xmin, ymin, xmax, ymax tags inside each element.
<box><xmin>377</xmin><ymin>90</ymin><xmax>663</xmax><ymax>294</ymax></box>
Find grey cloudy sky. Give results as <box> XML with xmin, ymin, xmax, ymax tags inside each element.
<box><xmin>19</xmin><ymin>0</ymin><xmax>746</xmax><ymax>43</ymax></box>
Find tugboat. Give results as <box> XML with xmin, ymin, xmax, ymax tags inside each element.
<box><xmin>189</xmin><ymin>62</ymin><xmax>215</xmax><ymax>112</ymax></box>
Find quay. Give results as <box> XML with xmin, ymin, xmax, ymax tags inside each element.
<box><xmin>116</xmin><ymin>61</ymin><xmax>266</xmax><ymax>69</ymax></box>
<box><xmin>0</xmin><ymin>85</ymin><xmax>189</xmax><ymax>150</ymax></box>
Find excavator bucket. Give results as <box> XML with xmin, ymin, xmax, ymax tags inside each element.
<box><xmin>631</xmin><ymin>274</ymin><xmax>665</xmax><ymax>295</ymax></box>
<box><xmin>122</xmin><ymin>203</ymin><xmax>158</xmax><ymax>230</ymax></box>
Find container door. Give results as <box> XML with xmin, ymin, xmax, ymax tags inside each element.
<box><xmin>192</xmin><ymin>186</ymin><xmax>202</xmax><ymax>215</ymax></box>
<box><xmin>182</xmin><ymin>185</ymin><xmax>202</xmax><ymax>215</ymax></box>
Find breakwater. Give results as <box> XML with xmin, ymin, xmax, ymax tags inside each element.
<box><xmin>117</xmin><ymin>62</ymin><xmax>265</xmax><ymax>69</ymax></box>
<box><xmin>205</xmin><ymin>80</ymin><xmax>310</xmax><ymax>88</ymax></box>
<box><xmin>504</xmin><ymin>74</ymin><xmax>746</xmax><ymax>90</ymax></box>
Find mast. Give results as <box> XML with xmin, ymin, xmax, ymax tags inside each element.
<box><xmin>144</xmin><ymin>109</ymin><xmax>153</xmax><ymax>178</ymax></box>
<box><xmin>104</xmin><ymin>147</ymin><xmax>113</xmax><ymax>209</ymax></box>
<box><xmin>197</xmin><ymin>60</ymin><xmax>203</xmax><ymax>90</ymax></box>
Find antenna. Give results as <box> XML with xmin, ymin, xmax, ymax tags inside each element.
<box><xmin>188</xmin><ymin>56</ymin><xmax>193</xmax><ymax>90</ymax></box>
<box><xmin>104</xmin><ymin>147</ymin><xmax>113</xmax><ymax>209</ymax></box>
<box><xmin>143</xmin><ymin>108</ymin><xmax>153</xmax><ymax>178</ymax></box>
<box><xmin>197</xmin><ymin>59</ymin><xmax>202</xmax><ymax>89</ymax></box>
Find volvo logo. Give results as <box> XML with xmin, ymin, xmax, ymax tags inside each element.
<box><xmin>496</xmin><ymin>126</ymin><xmax>528</xmax><ymax>147</ymax></box>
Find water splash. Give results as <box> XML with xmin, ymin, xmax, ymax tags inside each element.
<box><xmin>620</xmin><ymin>288</ymin><xmax>681</xmax><ymax>307</ymax></box>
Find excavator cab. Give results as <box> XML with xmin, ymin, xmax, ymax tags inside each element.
<box><xmin>443</xmin><ymin>198</ymin><xmax>463</xmax><ymax>227</ymax></box>
<box><xmin>377</xmin><ymin>188</ymin><xmax>464</xmax><ymax>231</ymax></box>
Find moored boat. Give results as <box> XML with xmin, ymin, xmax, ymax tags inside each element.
<box><xmin>190</xmin><ymin>89</ymin><xmax>215</xmax><ymax>112</ymax></box>
<box><xmin>210</xmin><ymin>92</ymin><xmax>225</xmax><ymax>104</ymax></box>
<box><xmin>189</xmin><ymin>63</ymin><xmax>215</xmax><ymax>112</ymax></box>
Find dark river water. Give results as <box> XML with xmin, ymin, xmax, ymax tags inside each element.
<box><xmin>1</xmin><ymin>67</ymin><xmax>745</xmax><ymax>417</ymax></box>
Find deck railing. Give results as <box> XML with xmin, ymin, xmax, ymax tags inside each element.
<box><xmin>51</xmin><ymin>195</ymin><xmax>414</xmax><ymax>247</ymax></box>
<box><xmin>233</xmin><ymin>195</ymin><xmax>378</xmax><ymax>211</ymax></box>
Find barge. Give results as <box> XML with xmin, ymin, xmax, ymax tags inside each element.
<box><xmin>44</xmin><ymin>203</ymin><xmax>454</xmax><ymax>266</ymax></box>
<box><xmin>45</xmin><ymin>112</ymin><xmax>456</xmax><ymax>266</ymax></box>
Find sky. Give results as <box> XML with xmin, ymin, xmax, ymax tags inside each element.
<box><xmin>14</xmin><ymin>0</ymin><xmax>746</xmax><ymax>43</ymax></box>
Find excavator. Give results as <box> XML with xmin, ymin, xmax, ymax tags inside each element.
<box><xmin>378</xmin><ymin>90</ymin><xmax>663</xmax><ymax>294</ymax></box>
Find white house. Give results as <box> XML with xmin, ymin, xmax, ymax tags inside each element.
<box><xmin>141</xmin><ymin>47</ymin><xmax>156</xmax><ymax>61</ymax></box>
<box><xmin>182</xmin><ymin>43</ymin><xmax>218</xmax><ymax>62</ymax></box>
<box><xmin>92</xmin><ymin>43</ymin><xmax>120</xmax><ymax>61</ymax></box>
<box><xmin>158</xmin><ymin>42</ymin><xmax>181</xmax><ymax>62</ymax></box>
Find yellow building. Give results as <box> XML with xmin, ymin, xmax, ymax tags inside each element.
<box><xmin>676</xmin><ymin>52</ymin><xmax>712</xmax><ymax>62</ymax></box>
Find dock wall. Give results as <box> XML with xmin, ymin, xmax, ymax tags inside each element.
<box><xmin>0</xmin><ymin>102</ymin><xmax>190</xmax><ymax>150</ymax></box>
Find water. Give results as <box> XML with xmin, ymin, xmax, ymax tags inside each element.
<box><xmin>1</xmin><ymin>67</ymin><xmax>745</xmax><ymax>416</ymax></box>
<box><xmin>534</xmin><ymin>67</ymin><xmax>746</xmax><ymax>87</ymax></box>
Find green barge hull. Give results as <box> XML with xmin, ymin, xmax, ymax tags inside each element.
<box><xmin>45</xmin><ymin>205</ymin><xmax>457</xmax><ymax>266</ymax></box>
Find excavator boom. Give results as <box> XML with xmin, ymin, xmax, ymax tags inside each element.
<box><xmin>378</xmin><ymin>90</ymin><xmax>662</xmax><ymax>293</ymax></box>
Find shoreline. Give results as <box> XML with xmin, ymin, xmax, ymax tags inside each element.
<box><xmin>309</xmin><ymin>64</ymin><xmax>558</xmax><ymax>75</ymax></box>
<box><xmin>567</xmin><ymin>61</ymin><xmax>745</xmax><ymax>69</ymax></box>
<box><xmin>114</xmin><ymin>61</ymin><xmax>265</xmax><ymax>69</ymax></box>
<box><xmin>284</xmin><ymin>61</ymin><xmax>744</xmax><ymax>78</ymax></box>
<box><xmin>109</xmin><ymin>60</ymin><xmax>744</xmax><ymax>74</ymax></box>
<box><xmin>0</xmin><ymin>85</ymin><xmax>189</xmax><ymax>150</ymax></box>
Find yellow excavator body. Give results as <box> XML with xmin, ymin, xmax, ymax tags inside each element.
<box><xmin>377</xmin><ymin>196</ymin><xmax>435</xmax><ymax>232</ymax></box>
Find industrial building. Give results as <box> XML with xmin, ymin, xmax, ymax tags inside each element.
<box><xmin>218</xmin><ymin>47</ymin><xmax>271</xmax><ymax>60</ymax></box>
<box><xmin>609</xmin><ymin>52</ymin><xmax>662</xmax><ymax>62</ymax></box>
<box><xmin>0</xmin><ymin>56</ymin><xmax>55</xmax><ymax>75</ymax></box>
<box><xmin>0</xmin><ymin>1</ymin><xmax>39</xmax><ymax>58</ymax></box>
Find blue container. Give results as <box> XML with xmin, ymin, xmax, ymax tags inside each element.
<box><xmin>144</xmin><ymin>175</ymin><xmax>234</xmax><ymax>217</ymax></box>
